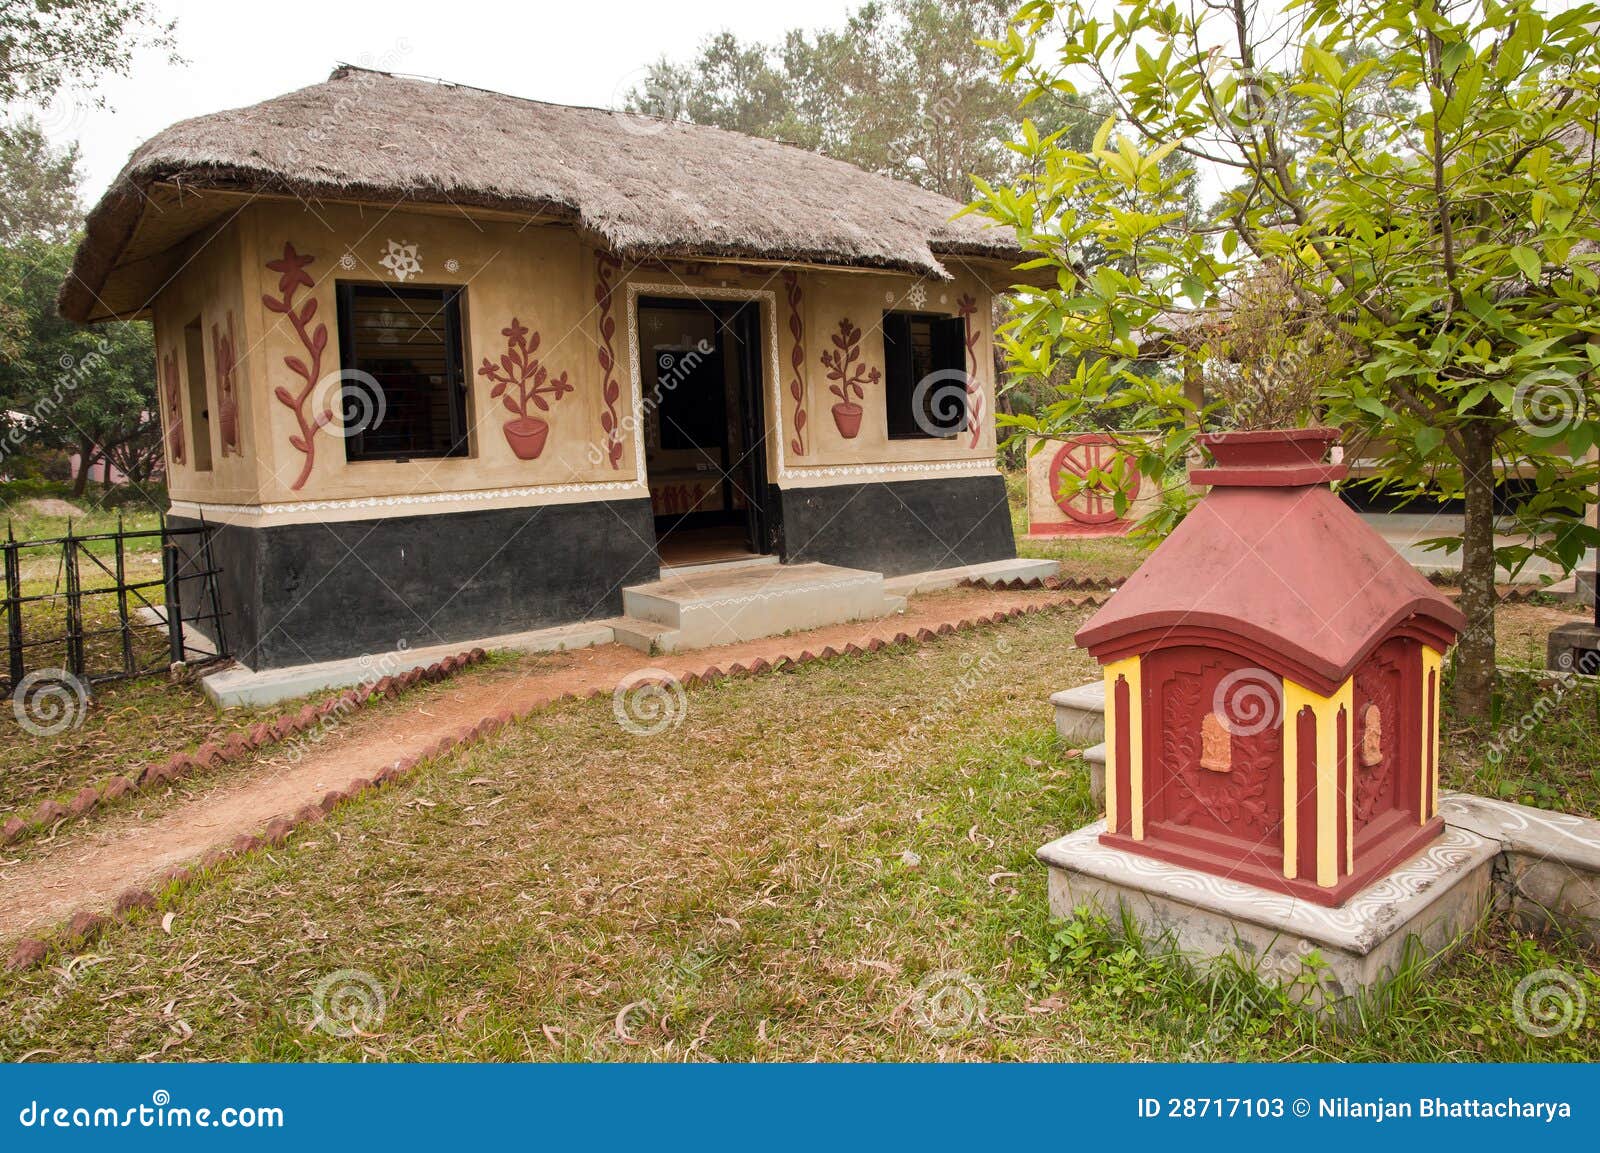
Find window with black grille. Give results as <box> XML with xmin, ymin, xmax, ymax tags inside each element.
<box><xmin>882</xmin><ymin>312</ymin><xmax>967</xmax><ymax>440</ymax></box>
<box><xmin>335</xmin><ymin>283</ymin><xmax>470</xmax><ymax>461</ymax></box>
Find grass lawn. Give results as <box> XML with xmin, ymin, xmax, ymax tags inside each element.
<box><xmin>3</xmin><ymin>605</ymin><xmax>1596</xmax><ymax>1063</ymax></box>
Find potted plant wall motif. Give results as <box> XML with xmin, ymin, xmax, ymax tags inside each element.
<box><xmin>477</xmin><ymin>319</ymin><xmax>573</xmax><ymax>460</ymax></box>
<box><xmin>820</xmin><ymin>318</ymin><xmax>879</xmax><ymax>439</ymax></box>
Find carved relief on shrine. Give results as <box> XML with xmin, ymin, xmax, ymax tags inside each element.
<box><xmin>1151</xmin><ymin>653</ymin><xmax>1283</xmax><ymax>843</ymax></box>
<box><xmin>1352</xmin><ymin>640</ymin><xmax>1408</xmax><ymax>831</ymax></box>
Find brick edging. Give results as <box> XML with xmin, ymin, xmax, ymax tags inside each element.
<box><xmin>0</xmin><ymin>649</ymin><xmax>490</xmax><ymax>850</ymax></box>
<box><xmin>4</xmin><ymin>596</ymin><xmax>1102</xmax><ymax>972</ymax></box>
<box><xmin>960</xmin><ymin>575</ymin><xmax>1122</xmax><ymax>592</ymax></box>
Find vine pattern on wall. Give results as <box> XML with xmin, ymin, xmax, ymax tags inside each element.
<box><xmin>783</xmin><ymin>270</ymin><xmax>807</xmax><ymax>456</ymax></box>
<box><xmin>957</xmin><ymin>294</ymin><xmax>984</xmax><ymax>450</ymax></box>
<box><xmin>212</xmin><ymin>311</ymin><xmax>241</xmax><ymax>457</ymax></box>
<box><xmin>160</xmin><ymin>349</ymin><xmax>184</xmax><ymax>466</ymax></box>
<box><xmin>594</xmin><ymin>253</ymin><xmax>625</xmax><ymax>469</ymax></box>
<box><xmin>261</xmin><ymin>242</ymin><xmax>331</xmax><ymax>491</ymax></box>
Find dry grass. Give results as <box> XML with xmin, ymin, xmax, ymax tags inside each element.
<box><xmin>2</xmin><ymin>607</ymin><xmax>1595</xmax><ymax>1063</ymax></box>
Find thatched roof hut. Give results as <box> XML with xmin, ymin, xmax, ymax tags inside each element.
<box><xmin>62</xmin><ymin>65</ymin><xmax>1031</xmax><ymax>323</ymax></box>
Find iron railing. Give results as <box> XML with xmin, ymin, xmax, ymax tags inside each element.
<box><xmin>1</xmin><ymin>518</ymin><xmax>228</xmax><ymax>694</ymax></box>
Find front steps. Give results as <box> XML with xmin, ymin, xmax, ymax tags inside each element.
<box><xmin>201</xmin><ymin>556</ymin><xmax>1063</xmax><ymax>705</ymax></box>
<box><xmin>1052</xmin><ymin>678</ymin><xmax>1108</xmax><ymax>803</ymax></box>
<box><xmin>612</xmin><ymin>562</ymin><xmax>901</xmax><ymax>654</ymax></box>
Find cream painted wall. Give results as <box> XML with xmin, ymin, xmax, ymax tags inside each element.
<box><xmin>155</xmin><ymin>200</ymin><xmax>1000</xmax><ymax>522</ymax></box>
<box><xmin>151</xmin><ymin>215</ymin><xmax>257</xmax><ymax>505</ymax></box>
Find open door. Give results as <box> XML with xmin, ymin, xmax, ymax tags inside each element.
<box><xmin>639</xmin><ymin>297</ymin><xmax>770</xmax><ymax>568</ymax></box>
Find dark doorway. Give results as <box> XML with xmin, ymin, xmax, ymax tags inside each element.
<box><xmin>638</xmin><ymin>297</ymin><xmax>769</xmax><ymax>568</ymax></box>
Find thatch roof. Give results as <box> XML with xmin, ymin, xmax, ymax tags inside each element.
<box><xmin>61</xmin><ymin>66</ymin><xmax>1033</xmax><ymax>322</ymax></box>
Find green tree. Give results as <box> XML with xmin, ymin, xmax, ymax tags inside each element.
<box><xmin>627</xmin><ymin>0</ymin><xmax>1067</xmax><ymax>200</ymax></box>
<box><xmin>0</xmin><ymin>0</ymin><xmax>176</xmax><ymax>107</ymax></box>
<box><xmin>970</xmin><ymin>0</ymin><xmax>1600</xmax><ymax>718</ymax></box>
<box><xmin>0</xmin><ymin>116</ymin><xmax>80</xmax><ymax>245</ymax></box>
<box><xmin>0</xmin><ymin>125</ymin><xmax>156</xmax><ymax>493</ymax></box>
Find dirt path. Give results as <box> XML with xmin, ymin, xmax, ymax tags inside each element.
<box><xmin>0</xmin><ymin>587</ymin><xmax>1090</xmax><ymax>942</ymax></box>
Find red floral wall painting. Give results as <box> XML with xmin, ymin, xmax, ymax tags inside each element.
<box><xmin>260</xmin><ymin>242</ymin><xmax>331</xmax><ymax>491</ymax></box>
<box><xmin>783</xmin><ymin>271</ymin><xmax>808</xmax><ymax>456</ymax></box>
<box><xmin>820</xmin><ymin>318</ymin><xmax>878</xmax><ymax>439</ymax></box>
<box><xmin>957</xmin><ymin>294</ymin><xmax>984</xmax><ymax>450</ymax></box>
<box><xmin>477</xmin><ymin>319</ymin><xmax>573</xmax><ymax>461</ymax></box>
<box><xmin>211</xmin><ymin>311</ymin><xmax>242</xmax><ymax>457</ymax></box>
<box><xmin>594</xmin><ymin>253</ymin><xmax>625</xmax><ymax>469</ymax></box>
<box><xmin>161</xmin><ymin>349</ymin><xmax>185</xmax><ymax>465</ymax></box>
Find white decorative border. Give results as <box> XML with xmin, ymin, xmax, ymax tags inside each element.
<box><xmin>174</xmin><ymin>480</ymin><xmax>646</xmax><ymax>520</ymax></box>
<box><xmin>785</xmin><ymin>459</ymin><xmax>998</xmax><ymax>480</ymax></box>
<box><xmin>1041</xmin><ymin>820</ymin><xmax>1495</xmax><ymax>944</ymax></box>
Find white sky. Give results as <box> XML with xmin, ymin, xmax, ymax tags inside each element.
<box><xmin>32</xmin><ymin>0</ymin><xmax>862</xmax><ymax>202</ymax></box>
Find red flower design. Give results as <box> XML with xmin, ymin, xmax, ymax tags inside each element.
<box><xmin>265</xmin><ymin>243</ymin><xmax>315</xmax><ymax>297</ymax></box>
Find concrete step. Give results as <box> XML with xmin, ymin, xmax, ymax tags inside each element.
<box><xmin>604</xmin><ymin>616</ymin><xmax>681</xmax><ymax>655</ymax></box>
<box><xmin>660</xmin><ymin>553</ymin><xmax>779</xmax><ymax>578</ymax></box>
<box><xmin>621</xmin><ymin>562</ymin><xmax>896</xmax><ymax>653</ymax></box>
<box><xmin>1051</xmin><ymin>679</ymin><xmax>1106</xmax><ymax>745</ymax></box>
<box><xmin>882</xmin><ymin>557</ymin><xmax>1059</xmax><ymax>596</ymax></box>
<box><xmin>1083</xmin><ymin>741</ymin><xmax>1106</xmax><ymax>805</ymax></box>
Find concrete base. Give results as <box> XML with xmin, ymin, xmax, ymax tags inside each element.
<box><xmin>621</xmin><ymin>561</ymin><xmax>897</xmax><ymax>653</ymax></box>
<box><xmin>1442</xmin><ymin>792</ymin><xmax>1600</xmax><ymax>947</ymax></box>
<box><xmin>1039</xmin><ymin>819</ymin><xmax>1500</xmax><ymax>1008</ymax></box>
<box><xmin>1051</xmin><ymin>679</ymin><xmax>1105</xmax><ymax>745</ymax></box>
<box><xmin>882</xmin><ymin>557</ymin><xmax>1059</xmax><ymax>596</ymax></box>
<box><xmin>202</xmin><ymin>620</ymin><xmax>614</xmax><ymax>708</ymax></box>
<box><xmin>1546</xmin><ymin>619</ymin><xmax>1600</xmax><ymax>673</ymax></box>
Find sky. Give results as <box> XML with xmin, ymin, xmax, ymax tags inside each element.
<box><xmin>34</xmin><ymin>0</ymin><xmax>862</xmax><ymax>202</ymax></box>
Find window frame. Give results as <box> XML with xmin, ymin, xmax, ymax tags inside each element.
<box><xmin>881</xmin><ymin>310</ymin><xmax>968</xmax><ymax>442</ymax></box>
<box><xmin>334</xmin><ymin>281</ymin><xmax>473</xmax><ymax>464</ymax></box>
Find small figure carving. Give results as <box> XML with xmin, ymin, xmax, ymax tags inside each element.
<box><xmin>1199</xmin><ymin>712</ymin><xmax>1232</xmax><ymax>773</ymax></box>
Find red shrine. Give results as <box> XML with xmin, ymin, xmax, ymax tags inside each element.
<box><xmin>1074</xmin><ymin>428</ymin><xmax>1466</xmax><ymax>906</ymax></box>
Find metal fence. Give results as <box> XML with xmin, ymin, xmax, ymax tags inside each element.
<box><xmin>1</xmin><ymin>519</ymin><xmax>229</xmax><ymax>694</ymax></box>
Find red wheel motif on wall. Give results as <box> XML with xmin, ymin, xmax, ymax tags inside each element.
<box><xmin>1049</xmin><ymin>434</ymin><xmax>1140</xmax><ymax>525</ymax></box>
